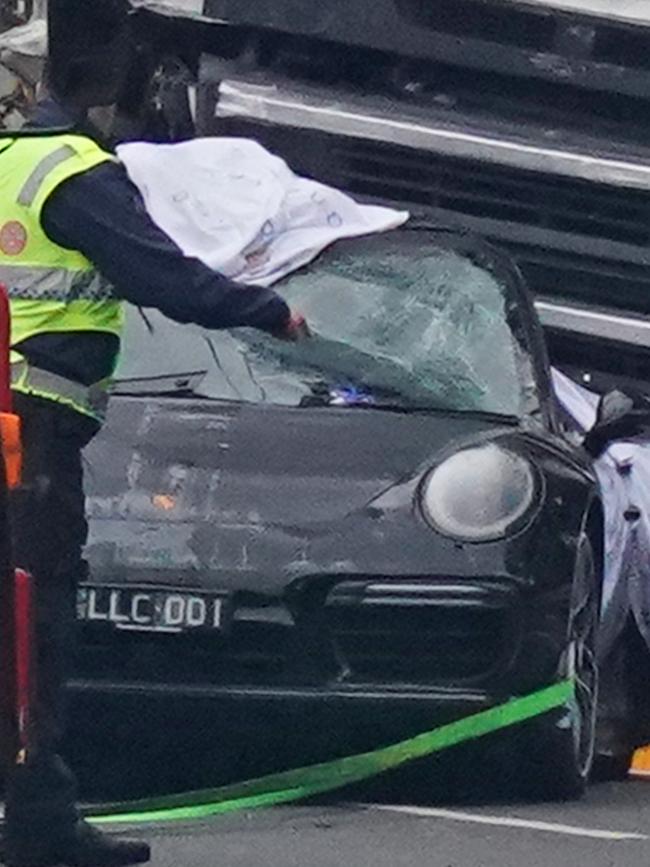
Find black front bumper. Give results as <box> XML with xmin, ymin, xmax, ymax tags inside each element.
<box><xmin>66</xmin><ymin>576</ymin><xmax>572</xmax><ymax>797</ymax></box>
<box><xmin>71</xmin><ymin>577</ymin><xmax>564</xmax><ymax>706</ymax></box>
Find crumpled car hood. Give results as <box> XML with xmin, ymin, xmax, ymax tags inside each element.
<box><xmin>84</xmin><ymin>394</ymin><xmax>511</xmax><ymax>591</ymax></box>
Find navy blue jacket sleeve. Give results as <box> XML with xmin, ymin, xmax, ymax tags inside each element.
<box><xmin>40</xmin><ymin>160</ymin><xmax>291</xmax><ymax>333</ymax></box>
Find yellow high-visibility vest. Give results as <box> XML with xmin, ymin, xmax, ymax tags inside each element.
<box><xmin>0</xmin><ymin>133</ymin><xmax>124</xmax><ymax>416</ymax></box>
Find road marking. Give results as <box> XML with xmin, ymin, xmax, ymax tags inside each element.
<box><xmin>372</xmin><ymin>805</ymin><xmax>649</xmax><ymax>841</ymax></box>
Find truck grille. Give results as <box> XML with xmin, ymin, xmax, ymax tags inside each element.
<box><xmin>328</xmin><ymin>138</ymin><xmax>650</xmax><ymax>314</ymax></box>
<box><xmin>213</xmin><ymin>119</ymin><xmax>650</xmax><ymax>317</ymax></box>
<box><xmin>335</xmin><ymin>141</ymin><xmax>650</xmax><ymax>246</ymax></box>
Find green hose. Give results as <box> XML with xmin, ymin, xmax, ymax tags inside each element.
<box><xmin>87</xmin><ymin>679</ymin><xmax>573</xmax><ymax>826</ymax></box>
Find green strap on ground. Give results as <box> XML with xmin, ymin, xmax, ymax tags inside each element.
<box><xmin>87</xmin><ymin>679</ymin><xmax>573</xmax><ymax>826</ymax></box>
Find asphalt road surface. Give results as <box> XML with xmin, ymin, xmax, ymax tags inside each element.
<box><xmin>102</xmin><ymin>779</ymin><xmax>650</xmax><ymax>867</ymax></box>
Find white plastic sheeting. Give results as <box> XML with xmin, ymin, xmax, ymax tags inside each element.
<box><xmin>117</xmin><ymin>138</ymin><xmax>409</xmax><ymax>286</ymax></box>
<box><xmin>553</xmin><ymin>369</ymin><xmax>650</xmax><ymax>654</ymax></box>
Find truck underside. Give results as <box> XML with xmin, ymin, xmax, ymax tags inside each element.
<box><xmin>144</xmin><ymin>0</ymin><xmax>650</xmax><ymax>394</ymax></box>
<box><xmin>4</xmin><ymin>0</ymin><xmax>650</xmax><ymax>390</ymax></box>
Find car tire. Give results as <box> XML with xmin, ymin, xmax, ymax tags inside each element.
<box><xmin>519</xmin><ymin>534</ymin><xmax>599</xmax><ymax>801</ymax></box>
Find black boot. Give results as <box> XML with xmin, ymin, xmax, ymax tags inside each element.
<box><xmin>2</xmin><ymin>818</ymin><xmax>151</xmax><ymax>867</ymax></box>
<box><xmin>3</xmin><ymin>754</ymin><xmax>150</xmax><ymax>867</ymax></box>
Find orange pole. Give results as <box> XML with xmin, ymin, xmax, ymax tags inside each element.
<box><xmin>0</xmin><ymin>284</ymin><xmax>20</xmax><ymax>489</ymax></box>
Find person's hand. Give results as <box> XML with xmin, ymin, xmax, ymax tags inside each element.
<box><xmin>274</xmin><ymin>312</ymin><xmax>311</xmax><ymax>341</ymax></box>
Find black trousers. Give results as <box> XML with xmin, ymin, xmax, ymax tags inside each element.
<box><xmin>5</xmin><ymin>393</ymin><xmax>99</xmax><ymax>826</ymax></box>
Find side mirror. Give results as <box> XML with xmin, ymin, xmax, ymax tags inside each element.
<box><xmin>583</xmin><ymin>388</ymin><xmax>650</xmax><ymax>458</ymax></box>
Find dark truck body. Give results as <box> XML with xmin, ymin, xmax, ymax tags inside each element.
<box><xmin>39</xmin><ymin>0</ymin><xmax>650</xmax><ymax>394</ymax></box>
<box><xmin>114</xmin><ymin>0</ymin><xmax>650</xmax><ymax>395</ymax></box>
<box><xmin>157</xmin><ymin>0</ymin><xmax>650</xmax><ymax>108</ymax></box>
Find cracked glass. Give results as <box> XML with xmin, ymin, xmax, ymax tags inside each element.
<box><xmin>116</xmin><ymin>231</ymin><xmax>538</xmax><ymax>416</ymax></box>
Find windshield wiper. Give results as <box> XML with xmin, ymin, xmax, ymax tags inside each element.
<box><xmin>111</xmin><ymin>371</ymin><xmax>208</xmax><ymax>396</ymax></box>
<box><xmin>299</xmin><ymin>385</ymin><xmax>432</xmax><ymax>413</ymax></box>
<box><xmin>298</xmin><ymin>383</ymin><xmax>520</xmax><ymax>421</ymax></box>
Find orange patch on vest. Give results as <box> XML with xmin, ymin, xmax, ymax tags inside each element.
<box><xmin>0</xmin><ymin>221</ymin><xmax>27</xmax><ymax>256</ymax></box>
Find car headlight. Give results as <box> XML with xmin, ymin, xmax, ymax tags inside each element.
<box><xmin>420</xmin><ymin>444</ymin><xmax>536</xmax><ymax>542</ymax></box>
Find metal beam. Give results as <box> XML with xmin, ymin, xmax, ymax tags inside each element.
<box><xmin>216</xmin><ymin>79</ymin><xmax>650</xmax><ymax>193</ymax></box>
<box><xmin>499</xmin><ymin>0</ymin><xmax>650</xmax><ymax>28</ymax></box>
<box><xmin>536</xmin><ymin>299</ymin><xmax>650</xmax><ymax>347</ymax></box>
<box><xmin>203</xmin><ymin>0</ymin><xmax>650</xmax><ymax>99</ymax></box>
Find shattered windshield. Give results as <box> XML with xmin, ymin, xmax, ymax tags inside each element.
<box><xmin>116</xmin><ymin>231</ymin><xmax>538</xmax><ymax>416</ymax></box>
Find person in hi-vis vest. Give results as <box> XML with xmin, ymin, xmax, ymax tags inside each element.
<box><xmin>0</xmin><ymin>5</ymin><xmax>308</xmax><ymax>866</ymax></box>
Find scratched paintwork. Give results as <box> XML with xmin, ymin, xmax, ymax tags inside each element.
<box><xmin>81</xmin><ymin>229</ymin><xmax>599</xmax><ymax>607</ymax></box>
<box><xmin>83</xmin><ymin>392</ymin><xmax>595</xmax><ymax>602</ymax></box>
<box><xmin>72</xmin><ymin>227</ymin><xmax>610</xmax><ymax>763</ymax></box>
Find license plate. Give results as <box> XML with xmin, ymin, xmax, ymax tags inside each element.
<box><xmin>77</xmin><ymin>586</ymin><xmax>226</xmax><ymax>634</ymax></box>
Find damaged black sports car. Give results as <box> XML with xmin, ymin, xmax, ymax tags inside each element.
<box><xmin>72</xmin><ymin>225</ymin><xmax>649</xmax><ymax>799</ymax></box>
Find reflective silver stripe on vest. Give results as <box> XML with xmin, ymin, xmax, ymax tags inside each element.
<box><xmin>0</xmin><ymin>265</ymin><xmax>115</xmax><ymax>302</ymax></box>
<box><xmin>17</xmin><ymin>145</ymin><xmax>77</xmax><ymax>207</ymax></box>
<box><xmin>10</xmin><ymin>361</ymin><xmax>110</xmax><ymax>419</ymax></box>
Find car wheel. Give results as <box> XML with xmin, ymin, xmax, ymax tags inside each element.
<box><xmin>520</xmin><ymin>535</ymin><xmax>599</xmax><ymax>800</ymax></box>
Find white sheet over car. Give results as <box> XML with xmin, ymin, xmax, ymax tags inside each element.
<box><xmin>117</xmin><ymin>138</ymin><xmax>409</xmax><ymax>287</ymax></box>
<box><xmin>117</xmin><ymin>136</ymin><xmax>650</xmax><ymax>657</ymax></box>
